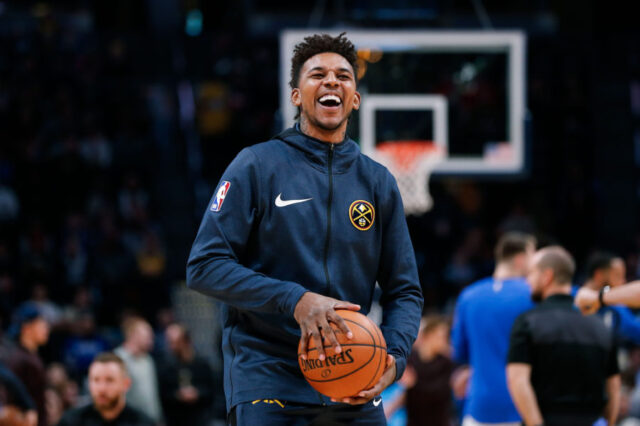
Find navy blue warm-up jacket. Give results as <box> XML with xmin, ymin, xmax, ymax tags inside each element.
<box><xmin>187</xmin><ymin>125</ymin><xmax>423</xmax><ymax>410</ymax></box>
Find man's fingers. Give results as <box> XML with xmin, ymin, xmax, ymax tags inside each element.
<box><xmin>357</xmin><ymin>385</ymin><xmax>380</xmax><ymax>400</ymax></box>
<box><xmin>341</xmin><ymin>396</ymin><xmax>369</xmax><ymax>405</ymax></box>
<box><xmin>384</xmin><ymin>354</ymin><xmax>395</xmax><ymax>371</ymax></box>
<box><xmin>310</xmin><ymin>327</ymin><xmax>326</xmax><ymax>360</ymax></box>
<box><xmin>319</xmin><ymin>319</ymin><xmax>342</xmax><ymax>353</ymax></box>
<box><xmin>332</xmin><ymin>395</ymin><xmax>371</xmax><ymax>405</ymax></box>
<box><xmin>328</xmin><ymin>311</ymin><xmax>353</xmax><ymax>340</ymax></box>
<box><xmin>299</xmin><ymin>327</ymin><xmax>310</xmax><ymax>360</ymax></box>
<box><xmin>334</xmin><ymin>302</ymin><xmax>361</xmax><ymax>312</ymax></box>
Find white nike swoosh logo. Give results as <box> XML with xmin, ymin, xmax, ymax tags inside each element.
<box><xmin>373</xmin><ymin>397</ymin><xmax>382</xmax><ymax>407</ymax></box>
<box><xmin>275</xmin><ymin>193</ymin><xmax>312</xmax><ymax>207</ymax></box>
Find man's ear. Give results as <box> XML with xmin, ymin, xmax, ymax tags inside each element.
<box><xmin>291</xmin><ymin>88</ymin><xmax>301</xmax><ymax>107</ymax></box>
<box><xmin>542</xmin><ymin>268</ymin><xmax>554</xmax><ymax>287</ymax></box>
<box><xmin>512</xmin><ymin>253</ymin><xmax>525</xmax><ymax>271</ymax></box>
<box><xmin>123</xmin><ymin>376</ymin><xmax>132</xmax><ymax>392</ymax></box>
<box><xmin>352</xmin><ymin>91</ymin><xmax>361</xmax><ymax>110</ymax></box>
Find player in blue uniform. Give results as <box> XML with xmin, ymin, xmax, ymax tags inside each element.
<box><xmin>451</xmin><ymin>232</ymin><xmax>535</xmax><ymax>425</ymax></box>
<box><xmin>573</xmin><ymin>252</ymin><xmax>640</xmax><ymax>344</ymax></box>
<box><xmin>187</xmin><ymin>33</ymin><xmax>423</xmax><ymax>425</ymax></box>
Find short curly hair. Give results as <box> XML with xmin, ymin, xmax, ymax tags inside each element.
<box><xmin>289</xmin><ymin>32</ymin><xmax>359</xmax><ymax>89</ymax></box>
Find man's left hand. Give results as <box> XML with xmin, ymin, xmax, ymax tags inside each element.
<box><xmin>330</xmin><ymin>355</ymin><xmax>396</xmax><ymax>405</ymax></box>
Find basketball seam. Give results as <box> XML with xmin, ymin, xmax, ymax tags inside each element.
<box><xmin>362</xmin><ymin>317</ymin><xmax>386</xmax><ymax>390</ymax></box>
<box><xmin>301</xmin><ymin>343</ymin><xmax>387</xmax><ymax>353</ymax></box>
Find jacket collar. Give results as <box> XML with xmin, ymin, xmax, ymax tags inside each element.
<box><xmin>542</xmin><ymin>293</ymin><xmax>574</xmax><ymax>306</ymax></box>
<box><xmin>274</xmin><ymin>124</ymin><xmax>359</xmax><ymax>173</ymax></box>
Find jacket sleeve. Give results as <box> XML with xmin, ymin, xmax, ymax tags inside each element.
<box><xmin>376</xmin><ymin>171</ymin><xmax>424</xmax><ymax>381</ymax></box>
<box><xmin>612</xmin><ymin>305</ymin><xmax>640</xmax><ymax>343</ymax></box>
<box><xmin>451</xmin><ymin>294</ymin><xmax>469</xmax><ymax>364</ymax></box>
<box><xmin>186</xmin><ymin>148</ymin><xmax>308</xmax><ymax>316</ymax></box>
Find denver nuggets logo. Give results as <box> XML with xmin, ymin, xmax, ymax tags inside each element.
<box><xmin>349</xmin><ymin>200</ymin><xmax>375</xmax><ymax>231</ymax></box>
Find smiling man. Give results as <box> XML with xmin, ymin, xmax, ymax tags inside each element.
<box><xmin>57</xmin><ymin>353</ymin><xmax>154</xmax><ymax>426</ymax></box>
<box><xmin>187</xmin><ymin>33</ymin><xmax>423</xmax><ymax>425</ymax></box>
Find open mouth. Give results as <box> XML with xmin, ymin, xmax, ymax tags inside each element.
<box><xmin>317</xmin><ymin>94</ymin><xmax>342</xmax><ymax>108</ymax></box>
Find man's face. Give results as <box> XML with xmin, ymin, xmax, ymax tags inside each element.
<box><xmin>425</xmin><ymin>324</ymin><xmax>450</xmax><ymax>356</ymax></box>
<box><xmin>292</xmin><ymin>52</ymin><xmax>360</xmax><ymax>134</ymax></box>
<box><xmin>24</xmin><ymin>317</ymin><xmax>50</xmax><ymax>346</ymax></box>
<box><xmin>526</xmin><ymin>254</ymin><xmax>548</xmax><ymax>303</ymax></box>
<box><xmin>133</xmin><ymin>323</ymin><xmax>154</xmax><ymax>353</ymax></box>
<box><xmin>89</xmin><ymin>362</ymin><xmax>130</xmax><ymax>412</ymax></box>
<box><xmin>609</xmin><ymin>259</ymin><xmax>626</xmax><ymax>287</ymax></box>
<box><xmin>165</xmin><ymin>325</ymin><xmax>184</xmax><ymax>355</ymax></box>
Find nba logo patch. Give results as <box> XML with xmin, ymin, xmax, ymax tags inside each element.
<box><xmin>210</xmin><ymin>181</ymin><xmax>230</xmax><ymax>212</ymax></box>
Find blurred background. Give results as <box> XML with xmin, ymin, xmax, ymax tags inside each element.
<box><xmin>1</xmin><ymin>0</ymin><xmax>640</xmax><ymax>425</ymax></box>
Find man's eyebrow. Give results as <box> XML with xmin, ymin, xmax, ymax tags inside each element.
<box><xmin>307</xmin><ymin>66</ymin><xmax>353</xmax><ymax>75</ymax></box>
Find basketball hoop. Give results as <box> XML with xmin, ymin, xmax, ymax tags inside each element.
<box><xmin>370</xmin><ymin>141</ymin><xmax>443</xmax><ymax>216</ymax></box>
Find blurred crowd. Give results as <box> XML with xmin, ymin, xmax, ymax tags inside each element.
<box><xmin>0</xmin><ymin>4</ymin><xmax>214</xmax><ymax>426</ymax></box>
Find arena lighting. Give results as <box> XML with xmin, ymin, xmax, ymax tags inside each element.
<box><xmin>185</xmin><ymin>9</ymin><xmax>203</xmax><ymax>37</ymax></box>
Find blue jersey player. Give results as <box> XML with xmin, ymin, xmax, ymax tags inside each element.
<box><xmin>451</xmin><ymin>232</ymin><xmax>535</xmax><ymax>425</ymax></box>
<box><xmin>573</xmin><ymin>252</ymin><xmax>640</xmax><ymax>344</ymax></box>
<box><xmin>187</xmin><ymin>33</ymin><xmax>423</xmax><ymax>425</ymax></box>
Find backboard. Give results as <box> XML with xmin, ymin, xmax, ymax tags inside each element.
<box><xmin>280</xmin><ymin>30</ymin><xmax>527</xmax><ymax>175</ymax></box>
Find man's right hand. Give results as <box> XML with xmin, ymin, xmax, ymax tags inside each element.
<box><xmin>294</xmin><ymin>292</ymin><xmax>360</xmax><ymax>362</ymax></box>
<box><xmin>575</xmin><ymin>287</ymin><xmax>600</xmax><ymax>315</ymax></box>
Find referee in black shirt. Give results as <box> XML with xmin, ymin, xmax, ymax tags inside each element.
<box><xmin>506</xmin><ymin>246</ymin><xmax>620</xmax><ymax>426</ymax></box>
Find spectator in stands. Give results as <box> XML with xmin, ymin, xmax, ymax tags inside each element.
<box><xmin>451</xmin><ymin>232</ymin><xmax>536</xmax><ymax>425</ymax></box>
<box><xmin>114</xmin><ymin>317</ymin><xmax>162</xmax><ymax>423</ymax></box>
<box><xmin>158</xmin><ymin>323</ymin><xmax>215</xmax><ymax>426</ymax></box>
<box><xmin>402</xmin><ymin>315</ymin><xmax>455</xmax><ymax>426</ymax></box>
<box><xmin>118</xmin><ymin>173</ymin><xmax>149</xmax><ymax>226</ymax></box>
<box><xmin>56</xmin><ymin>352</ymin><xmax>154</xmax><ymax>426</ymax></box>
<box><xmin>0</xmin><ymin>183</ymin><xmax>19</xmax><ymax>224</ymax></box>
<box><xmin>135</xmin><ymin>229</ymin><xmax>168</xmax><ymax>319</ymax></box>
<box><xmin>507</xmin><ymin>246</ymin><xmax>620</xmax><ymax>425</ymax></box>
<box><xmin>45</xmin><ymin>363</ymin><xmax>80</xmax><ymax>425</ymax></box>
<box><xmin>62</xmin><ymin>311</ymin><xmax>109</xmax><ymax>380</ymax></box>
<box><xmin>27</xmin><ymin>283</ymin><xmax>62</xmax><ymax>329</ymax></box>
<box><xmin>1</xmin><ymin>360</ymin><xmax>37</xmax><ymax>426</ymax></box>
<box><xmin>5</xmin><ymin>304</ymin><xmax>50</xmax><ymax>426</ymax></box>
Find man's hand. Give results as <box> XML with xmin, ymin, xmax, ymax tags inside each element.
<box><xmin>451</xmin><ymin>366</ymin><xmax>471</xmax><ymax>399</ymax></box>
<box><xmin>398</xmin><ymin>364</ymin><xmax>417</xmax><ymax>390</ymax></box>
<box><xmin>331</xmin><ymin>354</ymin><xmax>396</xmax><ymax>405</ymax></box>
<box><xmin>575</xmin><ymin>287</ymin><xmax>600</xmax><ymax>315</ymax></box>
<box><xmin>177</xmin><ymin>386</ymin><xmax>199</xmax><ymax>404</ymax></box>
<box><xmin>294</xmin><ymin>292</ymin><xmax>360</xmax><ymax>361</ymax></box>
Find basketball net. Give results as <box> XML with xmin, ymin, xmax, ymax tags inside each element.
<box><xmin>370</xmin><ymin>141</ymin><xmax>443</xmax><ymax>216</ymax></box>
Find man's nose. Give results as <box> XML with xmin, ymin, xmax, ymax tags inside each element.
<box><xmin>323</xmin><ymin>72</ymin><xmax>339</xmax><ymax>86</ymax></box>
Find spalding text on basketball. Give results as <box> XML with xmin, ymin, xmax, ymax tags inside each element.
<box><xmin>300</xmin><ymin>349</ymin><xmax>354</xmax><ymax>372</ymax></box>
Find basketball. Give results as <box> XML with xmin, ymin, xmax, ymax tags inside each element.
<box><xmin>298</xmin><ymin>310</ymin><xmax>387</xmax><ymax>399</ymax></box>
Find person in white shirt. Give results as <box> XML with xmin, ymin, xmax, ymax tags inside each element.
<box><xmin>114</xmin><ymin>316</ymin><xmax>162</xmax><ymax>422</ymax></box>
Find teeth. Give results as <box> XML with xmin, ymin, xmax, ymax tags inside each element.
<box><xmin>319</xmin><ymin>94</ymin><xmax>341</xmax><ymax>104</ymax></box>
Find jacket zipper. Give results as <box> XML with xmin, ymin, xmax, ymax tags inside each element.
<box><xmin>323</xmin><ymin>144</ymin><xmax>334</xmax><ymax>297</ymax></box>
<box><xmin>317</xmin><ymin>143</ymin><xmax>334</xmax><ymax>406</ymax></box>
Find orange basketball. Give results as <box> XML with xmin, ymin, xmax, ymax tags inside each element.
<box><xmin>298</xmin><ymin>310</ymin><xmax>387</xmax><ymax>399</ymax></box>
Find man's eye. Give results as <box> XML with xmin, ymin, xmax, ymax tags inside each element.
<box><xmin>339</xmin><ymin>75</ymin><xmax>350</xmax><ymax>80</ymax></box>
<box><xmin>312</xmin><ymin>74</ymin><xmax>324</xmax><ymax>78</ymax></box>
